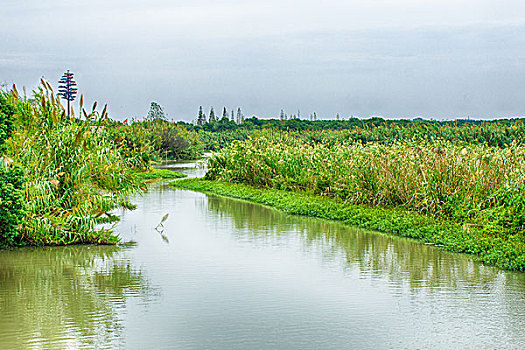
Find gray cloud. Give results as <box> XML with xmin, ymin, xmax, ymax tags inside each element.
<box><xmin>1</xmin><ymin>1</ymin><xmax>524</xmax><ymax>120</ymax></box>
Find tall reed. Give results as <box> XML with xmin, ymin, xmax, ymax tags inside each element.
<box><xmin>2</xmin><ymin>81</ymin><xmax>138</xmax><ymax>245</ymax></box>
<box><xmin>207</xmin><ymin>131</ymin><xmax>525</xmax><ymax>236</ymax></box>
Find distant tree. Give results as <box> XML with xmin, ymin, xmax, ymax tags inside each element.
<box><xmin>197</xmin><ymin>106</ymin><xmax>206</xmax><ymax>125</ymax></box>
<box><xmin>336</xmin><ymin>113</ymin><xmax>340</xmax><ymax>121</ymax></box>
<box><xmin>209</xmin><ymin>107</ymin><xmax>216</xmax><ymax>123</ymax></box>
<box><xmin>222</xmin><ymin>107</ymin><xmax>228</xmax><ymax>119</ymax></box>
<box><xmin>236</xmin><ymin>108</ymin><xmax>242</xmax><ymax>124</ymax></box>
<box><xmin>57</xmin><ymin>70</ymin><xmax>77</xmax><ymax>120</ymax></box>
<box><xmin>313</xmin><ymin>112</ymin><xmax>317</xmax><ymax>121</ymax></box>
<box><xmin>279</xmin><ymin>109</ymin><xmax>285</xmax><ymax>121</ymax></box>
<box><xmin>147</xmin><ymin>102</ymin><xmax>166</xmax><ymax>120</ymax></box>
<box><xmin>231</xmin><ymin>109</ymin><xmax>235</xmax><ymax>122</ymax></box>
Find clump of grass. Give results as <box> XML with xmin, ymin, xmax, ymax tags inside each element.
<box><xmin>2</xmin><ymin>81</ymin><xmax>139</xmax><ymax>245</ymax></box>
<box><xmin>133</xmin><ymin>168</ymin><xmax>186</xmax><ymax>182</ymax></box>
<box><xmin>206</xmin><ymin>130</ymin><xmax>525</xmax><ymax>237</ymax></box>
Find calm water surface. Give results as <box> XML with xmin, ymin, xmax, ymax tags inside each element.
<box><xmin>1</xmin><ymin>162</ymin><xmax>524</xmax><ymax>349</ymax></box>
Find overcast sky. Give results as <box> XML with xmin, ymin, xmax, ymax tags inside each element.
<box><xmin>1</xmin><ymin>1</ymin><xmax>524</xmax><ymax>121</ymax></box>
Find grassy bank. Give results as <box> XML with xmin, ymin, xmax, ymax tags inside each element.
<box><xmin>1</xmin><ymin>83</ymin><xmax>141</xmax><ymax>246</ymax></box>
<box><xmin>206</xmin><ymin>131</ymin><xmax>525</xmax><ymax>238</ymax></box>
<box><xmin>0</xmin><ymin>78</ymin><xmax>202</xmax><ymax>247</ymax></box>
<box><xmin>172</xmin><ymin>178</ymin><xmax>525</xmax><ymax>271</ymax></box>
<box><xmin>133</xmin><ymin>168</ymin><xmax>186</xmax><ymax>182</ymax></box>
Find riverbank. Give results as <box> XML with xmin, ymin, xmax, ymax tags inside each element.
<box><xmin>134</xmin><ymin>168</ymin><xmax>186</xmax><ymax>182</ymax></box>
<box><xmin>0</xmin><ymin>80</ymin><xmax>199</xmax><ymax>248</ymax></box>
<box><xmin>172</xmin><ymin>178</ymin><xmax>525</xmax><ymax>271</ymax></box>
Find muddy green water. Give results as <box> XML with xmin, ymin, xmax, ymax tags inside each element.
<box><xmin>1</xmin><ymin>163</ymin><xmax>524</xmax><ymax>349</ymax></box>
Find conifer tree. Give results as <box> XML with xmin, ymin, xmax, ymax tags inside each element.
<box><xmin>197</xmin><ymin>106</ymin><xmax>205</xmax><ymax>125</ymax></box>
<box><xmin>209</xmin><ymin>107</ymin><xmax>216</xmax><ymax>123</ymax></box>
<box><xmin>236</xmin><ymin>108</ymin><xmax>242</xmax><ymax>124</ymax></box>
<box><xmin>222</xmin><ymin>107</ymin><xmax>228</xmax><ymax>119</ymax></box>
<box><xmin>280</xmin><ymin>109</ymin><xmax>285</xmax><ymax>121</ymax></box>
<box><xmin>57</xmin><ymin>70</ymin><xmax>77</xmax><ymax>119</ymax></box>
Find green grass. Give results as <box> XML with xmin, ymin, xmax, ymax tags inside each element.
<box><xmin>206</xmin><ymin>131</ymin><xmax>525</xmax><ymax>238</ymax></box>
<box><xmin>133</xmin><ymin>168</ymin><xmax>187</xmax><ymax>181</ymax></box>
<box><xmin>172</xmin><ymin>178</ymin><xmax>525</xmax><ymax>271</ymax></box>
<box><xmin>2</xmin><ymin>82</ymin><xmax>140</xmax><ymax>246</ymax></box>
<box><xmin>1</xmin><ymin>79</ymin><xmax>191</xmax><ymax>247</ymax></box>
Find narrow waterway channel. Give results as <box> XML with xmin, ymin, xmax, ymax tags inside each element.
<box><xmin>1</xmin><ymin>162</ymin><xmax>524</xmax><ymax>349</ymax></box>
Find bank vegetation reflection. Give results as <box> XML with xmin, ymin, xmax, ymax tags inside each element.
<box><xmin>205</xmin><ymin>195</ymin><xmax>525</xmax><ymax>293</ymax></box>
<box><xmin>0</xmin><ymin>245</ymin><xmax>153</xmax><ymax>349</ymax></box>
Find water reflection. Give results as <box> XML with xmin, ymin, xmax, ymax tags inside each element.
<box><xmin>2</xmin><ymin>169</ymin><xmax>524</xmax><ymax>349</ymax></box>
<box><xmin>204</xmin><ymin>195</ymin><xmax>525</xmax><ymax>347</ymax></box>
<box><xmin>0</xmin><ymin>245</ymin><xmax>152</xmax><ymax>349</ymax></box>
<box><xmin>157</xmin><ymin>160</ymin><xmax>206</xmax><ymax>178</ymax></box>
<box><xmin>206</xmin><ymin>195</ymin><xmax>524</xmax><ymax>293</ymax></box>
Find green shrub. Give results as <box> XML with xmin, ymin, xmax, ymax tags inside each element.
<box><xmin>0</xmin><ymin>91</ymin><xmax>25</xmax><ymax>245</ymax></box>
<box><xmin>0</xmin><ymin>92</ymin><xmax>15</xmax><ymax>151</ymax></box>
<box><xmin>0</xmin><ymin>164</ymin><xmax>25</xmax><ymax>246</ymax></box>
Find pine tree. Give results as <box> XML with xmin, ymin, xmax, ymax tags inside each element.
<box><xmin>313</xmin><ymin>112</ymin><xmax>317</xmax><ymax>121</ymax></box>
<box><xmin>209</xmin><ymin>107</ymin><xmax>216</xmax><ymax>123</ymax></box>
<box><xmin>222</xmin><ymin>107</ymin><xmax>228</xmax><ymax>120</ymax></box>
<box><xmin>280</xmin><ymin>109</ymin><xmax>285</xmax><ymax>121</ymax></box>
<box><xmin>231</xmin><ymin>109</ymin><xmax>235</xmax><ymax>122</ymax></box>
<box><xmin>57</xmin><ymin>70</ymin><xmax>77</xmax><ymax>120</ymax></box>
<box><xmin>336</xmin><ymin>113</ymin><xmax>340</xmax><ymax>121</ymax></box>
<box><xmin>236</xmin><ymin>108</ymin><xmax>242</xmax><ymax>124</ymax></box>
<box><xmin>197</xmin><ymin>106</ymin><xmax>205</xmax><ymax>125</ymax></box>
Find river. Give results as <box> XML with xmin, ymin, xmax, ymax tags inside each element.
<box><xmin>1</xmin><ymin>162</ymin><xmax>524</xmax><ymax>349</ymax></box>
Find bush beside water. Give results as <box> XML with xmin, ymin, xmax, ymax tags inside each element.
<box><xmin>0</xmin><ymin>93</ymin><xmax>25</xmax><ymax>246</ymax></box>
<box><xmin>0</xmin><ymin>81</ymin><xmax>201</xmax><ymax>247</ymax></box>
<box><xmin>1</xmin><ymin>83</ymin><xmax>143</xmax><ymax>245</ymax></box>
